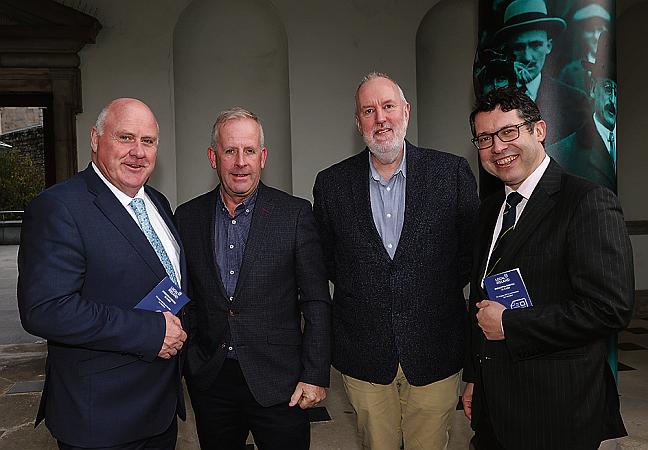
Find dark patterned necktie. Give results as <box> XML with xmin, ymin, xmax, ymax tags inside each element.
<box><xmin>608</xmin><ymin>131</ymin><xmax>616</xmax><ymax>172</ymax></box>
<box><xmin>486</xmin><ymin>191</ymin><xmax>524</xmax><ymax>277</ymax></box>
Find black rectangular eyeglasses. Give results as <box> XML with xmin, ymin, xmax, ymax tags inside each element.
<box><xmin>471</xmin><ymin>121</ymin><xmax>534</xmax><ymax>150</ymax></box>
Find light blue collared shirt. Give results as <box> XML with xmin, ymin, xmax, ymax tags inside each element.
<box><xmin>369</xmin><ymin>145</ymin><xmax>406</xmax><ymax>259</ymax></box>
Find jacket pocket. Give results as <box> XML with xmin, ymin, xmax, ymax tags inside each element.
<box><xmin>267</xmin><ymin>329</ymin><xmax>302</xmax><ymax>346</ymax></box>
<box><xmin>77</xmin><ymin>353</ymin><xmax>140</xmax><ymax>376</ymax></box>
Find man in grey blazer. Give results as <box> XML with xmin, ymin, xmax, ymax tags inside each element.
<box><xmin>175</xmin><ymin>107</ymin><xmax>331</xmax><ymax>450</ymax></box>
<box><xmin>463</xmin><ymin>87</ymin><xmax>633</xmax><ymax>450</ymax></box>
<box><xmin>313</xmin><ymin>72</ymin><xmax>479</xmax><ymax>450</ymax></box>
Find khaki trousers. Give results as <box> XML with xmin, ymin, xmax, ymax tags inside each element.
<box><xmin>342</xmin><ymin>367</ymin><xmax>460</xmax><ymax>450</ymax></box>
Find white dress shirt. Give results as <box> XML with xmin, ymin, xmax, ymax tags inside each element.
<box><xmin>92</xmin><ymin>163</ymin><xmax>181</xmax><ymax>284</ymax></box>
<box><xmin>483</xmin><ymin>155</ymin><xmax>551</xmax><ymax>282</ymax></box>
<box><xmin>524</xmin><ymin>73</ymin><xmax>542</xmax><ymax>102</ymax></box>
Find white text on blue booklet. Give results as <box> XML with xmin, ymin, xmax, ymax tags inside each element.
<box><xmin>484</xmin><ymin>268</ymin><xmax>532</xmax><ymax>309</ymax></box>
<box><xmin>134</xmin><ymin>276</ymin><xmax>190</xmax><ymax>315</ymax></box>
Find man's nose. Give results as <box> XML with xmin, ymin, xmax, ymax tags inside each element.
<box><xmin>491</xmin><ymin>135</ymin><xmax>507</xmax><ymax>153</ymax></box>
<box><xmin>522</xmin><ymin>46</ymin><xmax>534</xmax><ymax>62</ymax></box>
<box><xmin>234</xmin><ymin>150</ymin><xmax>246</xmax><ymax>166</ymax></box>
<box><xmin>375</xmin><ymin>108</ymin><xmax>386</xmax><ymax>124</ymax></box>
<box><xmin>129</xmin><ymin>141</ymin><xmax>146</xmax><ymax>157</ymax></box>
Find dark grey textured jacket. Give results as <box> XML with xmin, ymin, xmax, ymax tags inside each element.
<box><xmin>176</xmin><ymin>183</ymin><xmax>332</xmax><ymax>407</ymax></box>
<box><xmin>313</xmin><ymin>142</ymin><xmax>479</xmax><ymax>385</ymax></box>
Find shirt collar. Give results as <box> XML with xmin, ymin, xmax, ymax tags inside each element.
<box><xmin>504</xmin><ymin>154</ymin><xmax>550</xmax><ymax>200</ymax></box>
<box><xmin>92</xmin><ymin>162</ymin><xmax>145</xmax><ymax>206</ymax></box>
<box><xmin>369</xmin><ymin>142</ymin><xmax>407</xmax><ymax>182</ymax></box>
<box><xmin>524</xmin><ymin>73</ymin><xmax>542</xmax><ymax>102</ymax></box>
<box><xmin>217</xmin><ymin>187</ymin><xmax>258</xmax><ymax>217</ymax></box>
<box><xmin>593</xmin><ymin>113</ymin><xmax>616</xmax><ymax>152</ymax></box>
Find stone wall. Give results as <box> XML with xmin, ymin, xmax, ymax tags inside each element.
<box><xmin>0</xmin><ymin>107</ymin><xmax>43</xmax><ymax>135</ymax></box>
<box><xmin>0</xmin><ymin>125</ymin><xmax>45</xmax><ymax>167</ymax></box>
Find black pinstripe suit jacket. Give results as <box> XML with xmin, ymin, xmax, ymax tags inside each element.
<box><xmin>464</xmin><ymin>159</ymin><xmax>634</xmax><ymax>450</ymax></box>
<box><xmin>175</xmin><ymin>183</ymin><xmax>331</xmax><ymax>407</ymax></box>
<box><xmin>313</xmin><ymin>142</ymin><xmax>480</xmax><ymax>385</ymax></box>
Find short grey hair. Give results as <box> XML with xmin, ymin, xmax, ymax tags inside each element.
<box><xmin>355</xmin><ymin>71</ymin><xmax>407</xmax><ymax>112</ymax></box>
<box><xmin>94</xmin><ymin>105</ymin><xmax>110</xmax><ymax>136</ymax></box>
<box><xmin>211</xmin><ymin>107</ymin><xmax>265</xmax><ymax>149</ymax></box>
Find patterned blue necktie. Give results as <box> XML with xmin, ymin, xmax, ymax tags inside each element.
<box><xmin>129</xmin><ymin>198</ymin><xmax>179</xmax><ymax>287</ymax></box>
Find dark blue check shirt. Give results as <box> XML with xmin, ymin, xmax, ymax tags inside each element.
<box><xmin>214</xmin><ymin>189</ymin><xmax>257</xmax><ymax>357</ymax></box>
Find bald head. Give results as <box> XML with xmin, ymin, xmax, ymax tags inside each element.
<box><xmin>95</xmin><ymin>98</ymin><xmax>159</xmax><ymax>137</ymax></box>
<box><xmin>90</xmin><ymin>98</ymin><xmax>159</xmax><ymax>197</ymax></box>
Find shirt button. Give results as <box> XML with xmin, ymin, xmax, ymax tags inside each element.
<box><xmin>245</xmin><ymin>209</ymin><xmax>250</xmax><ymax>213</ymax></box>
<box><xmin>232</xmin><ymin>219</ymin><xmax>237</xmax><ymax>224</ymax></box>
<box><xmin>386</xmin><ymin>186</ymin><xmax>391</xmax><ymax>191</ymax></box>
<box><xmin>388</xmin><ymin>243</ymin><xmax>393</xmax><ymax>249</ymax></box>
<box><xmin>229</xmin><ymin>270</ymin><xmax>235</xmax><ymax>275</ymax></box>
<box><xmin>229</xmin><ymin>244</ymin><xmax>234</xmax><ymax>249</ymax></box>
<box><xmin>229</xmin><ymin>297</ymin><xmax>233</xmax><ymax>301</ymax></box>
<box><xmin>228</xmin><ymin>346</ymin><xmax>233</xmax><ymax>351</ymax></box>
<box><xmin>386</xmin><ymin>213</ymin><xmax>392</xmax><ymax>218</ymax></box>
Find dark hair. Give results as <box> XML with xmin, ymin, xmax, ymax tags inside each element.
<box><xmin>469</xmin><ymin>86</ymin><xmax>542</xmax><ymax>137</ymax></box>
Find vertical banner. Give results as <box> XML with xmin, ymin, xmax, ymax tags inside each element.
<box><xmin>474</xmin><ymin>0</ymin><xmax>619</xmax><ymax>378</ymax></box>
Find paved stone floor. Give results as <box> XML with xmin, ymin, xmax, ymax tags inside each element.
<box><xmin>1</xmin><ymin>245</ymin><xmax>647</xmax><ymax>449</ymax></box>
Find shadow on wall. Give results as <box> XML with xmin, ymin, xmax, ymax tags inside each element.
<box><xmin>173</xmin><ymin>0</ymin><xmax>292</xmax><ymax>204</ymax></box>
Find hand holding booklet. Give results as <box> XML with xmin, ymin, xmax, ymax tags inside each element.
<box><xmin>484</xmin><ymin>268</ymin><xmax>532</xmax><ymax>309</ymax></box>
<box><xmin>134</xmin><ymin>276</ymin><xmax>190</xmax><ymax>315</ymax></box>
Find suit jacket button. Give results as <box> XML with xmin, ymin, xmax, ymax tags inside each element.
<box><xmin>229</xmin><ymin>309</ymin><xmax>238</xmax><ymax>316</ymax></box>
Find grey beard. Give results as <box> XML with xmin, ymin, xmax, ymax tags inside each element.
<box><xmin>367</xmin><ymin>142</ymin><xmax>403</xmax><ymax>165</ymax></box>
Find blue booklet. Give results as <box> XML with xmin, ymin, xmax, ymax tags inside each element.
<box><xmin>134</xmin><ymin>276</ymin><xmax>190</xmax><ymax>315</ymax></box>
<box><xmin>484</xmin><ymin>268</ymin><xmax>532</xmax><ymax>309</ymax></box>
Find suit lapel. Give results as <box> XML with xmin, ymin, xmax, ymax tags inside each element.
<box><xmin>351</xmin><ymin>150</ymin><xmax>391</xmax><ymax>260</ymax></box>
<box><xmin>82</xmin><ymin>166</ymin><xmax>168</xmax><ymax>282</ymax></box>
<box><xmin>234</xmin><ymin>184</ymin><xmax>274</xmax><ymax>296</ymax></box>
<box><xmin>392</xmin><ymin>143</ymin><xmax>425</xmax><ymax>261</ymax></box>
<box><xmin>587</xmin><ymin>126</ymin><xmax>616</xmax><ymax>188</ymax></box>
<box><xmin>495</xmin><ymin>160</ymin><xmax>562</xmax><ymax>270</ymax></box>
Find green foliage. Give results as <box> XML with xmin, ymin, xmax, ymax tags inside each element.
<box><xmin>0</xmin><ymin>149</ymin><xmax>44</xmax><ymax>218</ymax></box>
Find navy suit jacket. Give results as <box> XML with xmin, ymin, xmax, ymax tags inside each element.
<box><xmin>313</xmin><ymin>142</ymin><xmax>479</xmax><ymax>385</ymax></box>
<box><xmin>465</xmin><ymin>160</ymin><xmax>633</xmax><ymax>450</ymax></box>
<box><xmin>17</xmin><ymin>165</ymin><xmax>186</xmax><ymax>447</ymax></box>
<box><xmin>176</xmin><ymin>183</ymin><xmax>331</xmax><ymax>407</ymax></box>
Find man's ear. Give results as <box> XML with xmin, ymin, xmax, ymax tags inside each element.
<box><xmin>546</xmin><ymin>38</ymin><xmax>553</xmax><ymax>54</ymax></box>
<box><xmin>534</xmin><ymin>119</ymin><xmax>547</xmax><ymax>142</ymax></box>
<box><xmin>208</xmin><ymin>147</ymin><xmax>217</xmax><ymax>169</ymax></box>
<box><xmin>91</xmin><ymin>127</ymin><xmax>99</xmax><ymax>154</ymax></box>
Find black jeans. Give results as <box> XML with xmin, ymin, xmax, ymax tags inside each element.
<box><xmin>57</xmin><ymin>417</ymin><xmax>177</xmax><ymax>450</ymax></box>
<box><xmin>188</xmin><ymin>358</ymin><xmax>310</xmax><ymax>450</ymax></box>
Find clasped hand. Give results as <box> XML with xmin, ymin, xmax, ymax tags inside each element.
<box><xmin>476</xmin><ymin>300</ymin><xmax>506</xmax><ymax>341</ymax></box>
<box><xmin>158</xmin><ymin>311</ymin><xmax>187</xmax><ymax>359</ymax></box>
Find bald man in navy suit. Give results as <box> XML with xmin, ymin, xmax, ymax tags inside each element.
<box><xmin>18</xmin><ymin>98</ymin><xmax>186</xmax><ymax>449</ymax></box>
